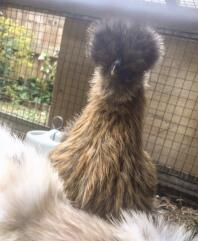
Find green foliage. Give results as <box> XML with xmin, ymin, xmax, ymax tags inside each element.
<box><xmin>36</xmin><ymin>52</ymin><xmax>57</xmax><ymax>104</ymax></box>
<box><xmin>0</xmin><ymin>15</ymin><xmax>57</xmax><ymax>106</ymax></box>
<box><xmin>0</xmin><ymin>53</ymin><xmax>57</xmax><ymax>105</ymax></box>
<box><xmin>0</xmin><ymin>16</ymin><xmax>32</xmax><ymax>78</ymax></box>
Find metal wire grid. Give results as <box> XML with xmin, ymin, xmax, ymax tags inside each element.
<box><xmin>4</xmin><ymin>7</ymin><xmax>64</xmax><ymax>56</ymax></box>
<box><xmin>48</xmin><ymin>17</ymin><xmax>94</xmax><ymax>125</ymax></box>
<box><xmin>144</xmin><ymin>32</ymin><xmax>198</xmax><ymax>178</ymax></box>
<box><xmin>0</xmin><ymin>5</ymin><xmax>65</xmax><ymax>128</ymax></box>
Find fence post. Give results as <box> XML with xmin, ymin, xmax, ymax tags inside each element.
<box><xmin>48</xmin><ymin>17</ymin><xmax>93</xmax><ymax>127</ymax></box>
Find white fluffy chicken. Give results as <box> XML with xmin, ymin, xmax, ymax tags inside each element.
<box><xmin>0</xmin><ymin>126</ymin><xmax>196</xmax><ymax>241</ymax></box>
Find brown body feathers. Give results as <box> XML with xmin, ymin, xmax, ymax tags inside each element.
<box><xmin>49</xmin><ymin>20</ymin><xmax>164</xmax><ymax>219</ymax></box>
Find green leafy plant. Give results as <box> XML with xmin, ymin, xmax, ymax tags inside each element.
<box><xmin>0</xmin><ymin>15</ymin><xmax>33</xmax><ymax>102</ymax></box>
<box><xmin>0</xmin><ymin>15</ymin><xmax>58</xmax><ymax>106</ymax></box>
<box><xmin>0</xmin><ymin>16</ymin><xmax>32</xmax><ymax>78</ymax></box>
<box><xmin>36</xmin><ymin>52</ymin><xmax>58</xmax><ymax>104</ymax></box>
<box><xmin>0</xmin><ymin>53</ymin><xmax>58</xmax><ymax>105</ymax></box>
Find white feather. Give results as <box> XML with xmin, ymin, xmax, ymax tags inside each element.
<box><xmin>0</xmin><ymin>126</ymin><xmax>196</xmax><ymax>241</ymax></box>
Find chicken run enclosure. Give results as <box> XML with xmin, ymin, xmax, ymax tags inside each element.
<box><xmin>0</xmin><ymin>0</ymin><xmax>198</xmax><ymax>203</ymax></box>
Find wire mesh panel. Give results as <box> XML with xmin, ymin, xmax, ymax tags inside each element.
<box><xmin>48</xmin><ymin>17</ymin><xmax>93</xmax><ymax>125</ymax></box>
<box><xmin>144</xmin><ymin>32</ymin><xmax>198</xmax><ymax>178</ymax></box>
<box><xmin>0</xmin><ymin>4</ymin><xmax>65</xmax><ymax>135</ymax></box>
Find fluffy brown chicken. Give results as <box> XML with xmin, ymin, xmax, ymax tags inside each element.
<box><xmin>49</xmin><ymin>19</ymin><xmax>164</xmax><ymax>219</ymax></box>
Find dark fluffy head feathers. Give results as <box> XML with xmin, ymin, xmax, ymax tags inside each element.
<box><xmin>88</xmin><ymin>20</ymin><xmax>163</xmax><ymax>73</ymax></box>
<box><xmin>87</xmin><ymin>20</ymin><xmax>164</xmax><ymax>100</ymax></box>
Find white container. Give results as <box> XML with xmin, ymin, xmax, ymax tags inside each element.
<box><xmin>25</xmin><ymin>129</ymin><xmax>62</xmax><ymax>156</ymax></box>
